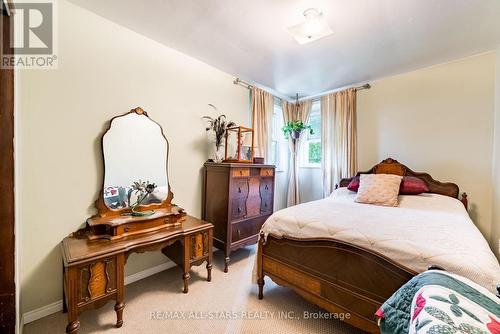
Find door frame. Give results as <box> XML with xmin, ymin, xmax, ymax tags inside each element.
<box><xmin>0</xmin><ymin>1</ymin><xmax>16</xmax><ymax>333</ymax></box>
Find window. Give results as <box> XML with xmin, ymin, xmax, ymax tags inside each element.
<box><xmin>300</xmin><ymin>100</ymin><xmax>321</xmax><ymax>167</ymax></box>
<box><xmin>269</xmin><ymin>98</ymin><xmax>288</xmax><ymax>171</ymax></box>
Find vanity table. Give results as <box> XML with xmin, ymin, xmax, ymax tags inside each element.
<box><xmin>61</xmin><ymin>107</ymin><xmax>213</xmax><ymax>334</ymax></box>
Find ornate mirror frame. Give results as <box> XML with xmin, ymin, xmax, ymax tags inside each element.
<box><xmin>85</xmin><ymin>107</ymin><xmax>184</xmax><ymax>240</ymax></box>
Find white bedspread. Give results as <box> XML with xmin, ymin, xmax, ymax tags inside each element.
<box><xmin>260</xmin><ymin>188</ymin><xmax>500</xmax><ymax>293</ymax></box>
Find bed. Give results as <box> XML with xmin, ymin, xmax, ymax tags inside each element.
<box><xmin>255</xmin><ymin>158</ymin><xmax>500</xmax><ymax>333</ymax></box>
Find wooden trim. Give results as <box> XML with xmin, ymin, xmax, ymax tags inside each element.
<box><xmin>0</xmin><ymin>10</ymin><xmax>16</xmax><ymax>334</ymax></box>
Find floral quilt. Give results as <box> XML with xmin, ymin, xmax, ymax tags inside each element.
<box><xmin>376</xmin><ymin>270</ymin><xmax>500</xmax><ymax>334</ymax></box>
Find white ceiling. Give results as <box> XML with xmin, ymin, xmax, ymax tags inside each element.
<box><xmin>68</xmin><ymin>0</ymin><xmax>500</xmax><ymax>99</ymax></box>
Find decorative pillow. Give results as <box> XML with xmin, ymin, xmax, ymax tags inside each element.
<box><xmin>347</xmin><ymin>176</ymin><xmax>360</xmax><ymax>192</ymax></box>
<box><xmin>355</xmin><ymin>174</ymin><xmax>403</xmax><ymax>207</ymax></box>
<box><xmin>399</xmin><ymin>176</ymin><xmax>429</xmax><ymax>195</ymax></box>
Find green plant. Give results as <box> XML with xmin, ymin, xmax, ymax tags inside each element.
<box><xmin>282</xmin><ymin>120</ymin><xmax>314</xmax><ymax>138</ymax></box>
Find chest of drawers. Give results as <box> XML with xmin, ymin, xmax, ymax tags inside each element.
<box><xmin>202</xmin><ymin>163</ymin><xmax>275</xmax><ymax>272</ymax></box>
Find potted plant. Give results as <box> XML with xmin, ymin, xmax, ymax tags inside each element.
<box><xmin>202</xmin><ymin>113</ymin><xmax>236</xmax><ymax>162</ymax></box>
<box><xmin>282</xmin><ymin>120</ymin><xmax>314</xmax><ymax>140</ymax></box>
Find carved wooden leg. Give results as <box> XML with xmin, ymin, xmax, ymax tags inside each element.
<box><xmin>207</xmin><ymin>228</ymin><xmax>213</xmax><ymax>282</ymax></box>
<box><xmin>62</xmin><ymin>263</ymin><xmax>67</xmax><ymax>314</ymax></box>
<box><xmin>183</xmin><ymin>235</ymin><xmax>191</xmax><ymax>293</ymax></box>
<box><xmin>257</xmin><ymin>277</ymin><xmax>265</xmax><ymax>300</ymax></box>
<box><xmin>114</xmin><ymin>302</ymin><xmax>125</xmax><ymax>328</ymax></box>
<box><xmin>65</xmin><ymin>267</ymin><xmax>79</xmax><ymax>333</ymax></box>
<box><xmin>183</xmin><ymin>272</ymin><xmax>190</xmax><ymax>293</ymax></box>
<box><xmin>115</xmin><ymin>254</ymin><xmax>125</xmax><ymax>328</ymax></box>
<box><xmin>224</xmin><ymin>246</ymin><xmax>230</xmax><ymax>273</ymax></box>
<box><xmin>257</xmin><ymin>233</ymin><xmax>265</xmax><ymax>300</ymax></box>
<box><xmin>206</xmin><ymin>263</ymin><xmax>212</xmax><ymax>282</ymax></box>
<box><xmin>66</xmin><ymin>320</ymin><xmax>80</xmax><ymax>334</ymax></box>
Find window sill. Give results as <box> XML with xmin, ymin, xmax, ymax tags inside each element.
<box><xmin>299</xmin><ymin>165</ymin><xmax>321</xmax><ymax>169</ymax></box>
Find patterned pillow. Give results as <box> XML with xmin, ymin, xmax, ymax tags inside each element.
<box><xmin>355</xmin><ymin>174</ymin><xmax>403</xmax><ymax>207</ymax></box>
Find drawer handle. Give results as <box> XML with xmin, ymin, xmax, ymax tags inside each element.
<box><xmin>237</xmin><ymin>207</ymin><xmax>242</xmax><ymax>213</ymax></box>
<box><xmin>84</xmin><ymin>297</ymin><xmax>90</xmax><ymax>302</ymax></box>
<box><xmin>265</xmin><ymin>185</ymin><xmax>268</xmax><ymax>190</ymax></box>
<box><xmin>238</xmin><ymin>187</ymin><xmax>241</xmax><ymax>193</ymax></box>
<box><xmin>124</xmin><ymin>226</ymin><xmax>130</xmax><ymax>232</ymax></box>
<box><xmin>265</xmin><ymin>202</ymin><xmax>268</xmax><ymax>207</ymax></box>
<box><xmin>239</xmin><ymin>170</ymin><xmax>243</xmax><ymax>176</ymax></box>
<box><xmin>107</xmin><ymin>287</ymin><xmax>112</xmax><ymax>292</ymax></box>
<box><xmin>237</xmin><ymin>229</ymin><xmax>241</xmax><ymax>238</ymax></box>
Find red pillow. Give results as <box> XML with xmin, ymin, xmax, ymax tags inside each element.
<box><xmin>347</xmin><ymin>175</ymin><xmax>428</xmax><ymax>195</ymax></box>
<box><xmin>347</xmin><ymin>176</ymin><xmax>360</xmax><ymax>192</ymax></box>
<box><xmin>399</xmin><ymin>176</ymin><xmax>429</xmax><ymax>195</ymax></box>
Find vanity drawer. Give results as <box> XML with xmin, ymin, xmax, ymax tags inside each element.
<box><xmin>231</xmin><ymin>218</ymin><xmax>264</xmax><ymax>242</ymax></box>
<box><xmin>260</xmin><ymin>168</ymin><xmax>274</xmax><ymax>177</ymax></box>
<box><xmin>231</xmin><ymin>198</ymin><xmax>247</xmax><ymax>220</ymax></box>
<box><xmin>232</xmin><ymin>168</ymin><xmax>250</xmax><ymax>178</ymax></box>
<box><xmin>77</xmin><ymin>257</ymin><xmax>117</xmax><ymax>306</ymax></box>
<box><xmin>190</xmin><ymin>231</ymin><xmax>210</xmax><ymax>261</ymax></box>
<box><xmin>230</xmin><ymin>179</ymin><xmax>249</xmax><ymax>199</ymax></box>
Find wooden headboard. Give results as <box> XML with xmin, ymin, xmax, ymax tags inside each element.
<box><xmin>339</xmin><ymin>158</ymin><xmax>468</xmax><ymax>208</ymax></box>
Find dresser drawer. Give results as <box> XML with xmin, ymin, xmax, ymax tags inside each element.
<box><xmin>230</xmin><ymin>179</ymin><xmax>249</xmax><ymax>199</ymax></box>
<box><xmin>232</xmin><ymin>168</ymin><xmax>250</xmax><ymax>178</ymax></box>
<box><xmin>260</xmin><ymin>195</ymin><xmax>273</xmax><ymax>214</ymax></box>
<box><xmin>259</xmin><ymin>178</ymin><xmax>273</xmax><ymax>197</ymax></box>
<box><xmin>77</xmin><ymin>257</ymin><xmax>117</xmax><ymax>306</ymax></box>
<box><xmin>260</xmin><ymin>168</ymin><xmax>274</xmax><ymax>177</ymax></box>
<box><xmin>231</xmin><ymin>218</ymin><xmax>264</xmax><ymax>242</ymax></box>
<box><xmin>231</xmin><ymin>197</ymin><xmax>247</xmax><ymax>220</ymax></box>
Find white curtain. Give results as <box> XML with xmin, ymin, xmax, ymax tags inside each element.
<box><xmin>282</xmin><ymin>100</ymin><xmax>312</xmax><ymax>206</ymax></box>
<box><xmin>321</xmin><ymin>88</ymin><xmax>358</xmax><ymax>197</ymax></box>
<box><xmin>251</xmin><ymin>87</ymin><xmax>274</xmax><ymax>162</ymax></box>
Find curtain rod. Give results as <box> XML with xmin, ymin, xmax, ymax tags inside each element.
<box><xmin>302</xmin><ymin>82</ymin><xmax>371</xmax><ymax>102</ymax></box>
<box><xmin>233</xmin><ymin>78</ymin><xmax>252</xmax><ymax>89</ymax></box>
<box><xmin>233</xmin><ymin>77</ymin><xmax>370</xmax><ymax>102</ymax></box>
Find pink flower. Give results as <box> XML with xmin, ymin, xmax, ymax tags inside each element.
<box><xmin>375</xmin><ymin>308</ymin><xmax>385</xmax><ymax>318</ymax></box>
<box><xmin>412</xmin><ymin>292</ymin><xmax>426</xmax><ymax>321</ymax></box>
<box><xmin>487</xmin><ymin>316</ymin><xmax>500</xmax><ymax>334</ymax></box>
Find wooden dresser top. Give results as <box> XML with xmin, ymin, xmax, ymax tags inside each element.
<box><xmin>62</xmin><ymin>215</ymin><xmax>212</xmax><ymax>266</ymax></box>
<box><xmin>204</xmin><ymin>162</ymin><xmax>275</xmax><ymax>168</ymax></box>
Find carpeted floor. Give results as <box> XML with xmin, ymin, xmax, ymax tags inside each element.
<box><xmin>24</xmin><ymin>246</ymin><xmax>366</xmax><ymax>334</ymax></box>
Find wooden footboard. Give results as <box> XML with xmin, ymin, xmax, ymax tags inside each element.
<box><xmin>257</xmin><ymin>234</ymin><xmax>418</xmax><ymax>333</ymax></box>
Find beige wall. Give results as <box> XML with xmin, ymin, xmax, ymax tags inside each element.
<box><xmin>18</xmin><ymin>0</ymin><xmax>250</xmax><ymax>315</ymax></box>
<box><xmin>357</xmin><ymin>53</ymin><xmax>495</xmax><ymax>243</ymax></box>
<box><xmin>492</xmin><ymin>46</ymin><xmax>500</xmax><ymax>256</ymax></box>
<box><xmin>299</xmin><ymin>53</ymin><xmax>497</xmax><ymax>255</ymax></box>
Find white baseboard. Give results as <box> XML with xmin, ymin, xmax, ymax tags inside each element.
<box><xmin>124</xmin><ymin>261</ymin><xmax>175</xmax><ymax>285</ymax></box>
<box><xmin>22</xmin><ymin>261</ymin><xmax>175</xmax><ymax>325</ymax></box>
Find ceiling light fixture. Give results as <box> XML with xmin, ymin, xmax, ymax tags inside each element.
<box><xmin>288</xmin><ymin>8</ymin><xmax>333</xmax><ymax>45</ymax></box>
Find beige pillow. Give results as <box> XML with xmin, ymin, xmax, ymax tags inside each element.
<box><xmin>355</xmin><ymin>174</ymin><xmax>403</xmax><ymax>207</ymax></box>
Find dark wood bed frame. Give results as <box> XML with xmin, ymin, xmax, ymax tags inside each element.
<box><xmin>256</xmin><ymin>158</ymin><xmax>468</xmax><ymax>333</ymax></box>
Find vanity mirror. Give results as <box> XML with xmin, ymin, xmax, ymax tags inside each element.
<box><xmin>84</xmin><ymin>107</ymin><xmax>185</xmax><ymax>240</ymax></box>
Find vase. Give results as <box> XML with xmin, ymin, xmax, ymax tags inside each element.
<box><xmin>291</xmin><ymin>130</ymin><xmax>302</xmax><ymax>140</ymax></box>
<box><xmin>214</xmin><ymin>145</ymin><xmax>224</xmax><ymax>163</ymax></box>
